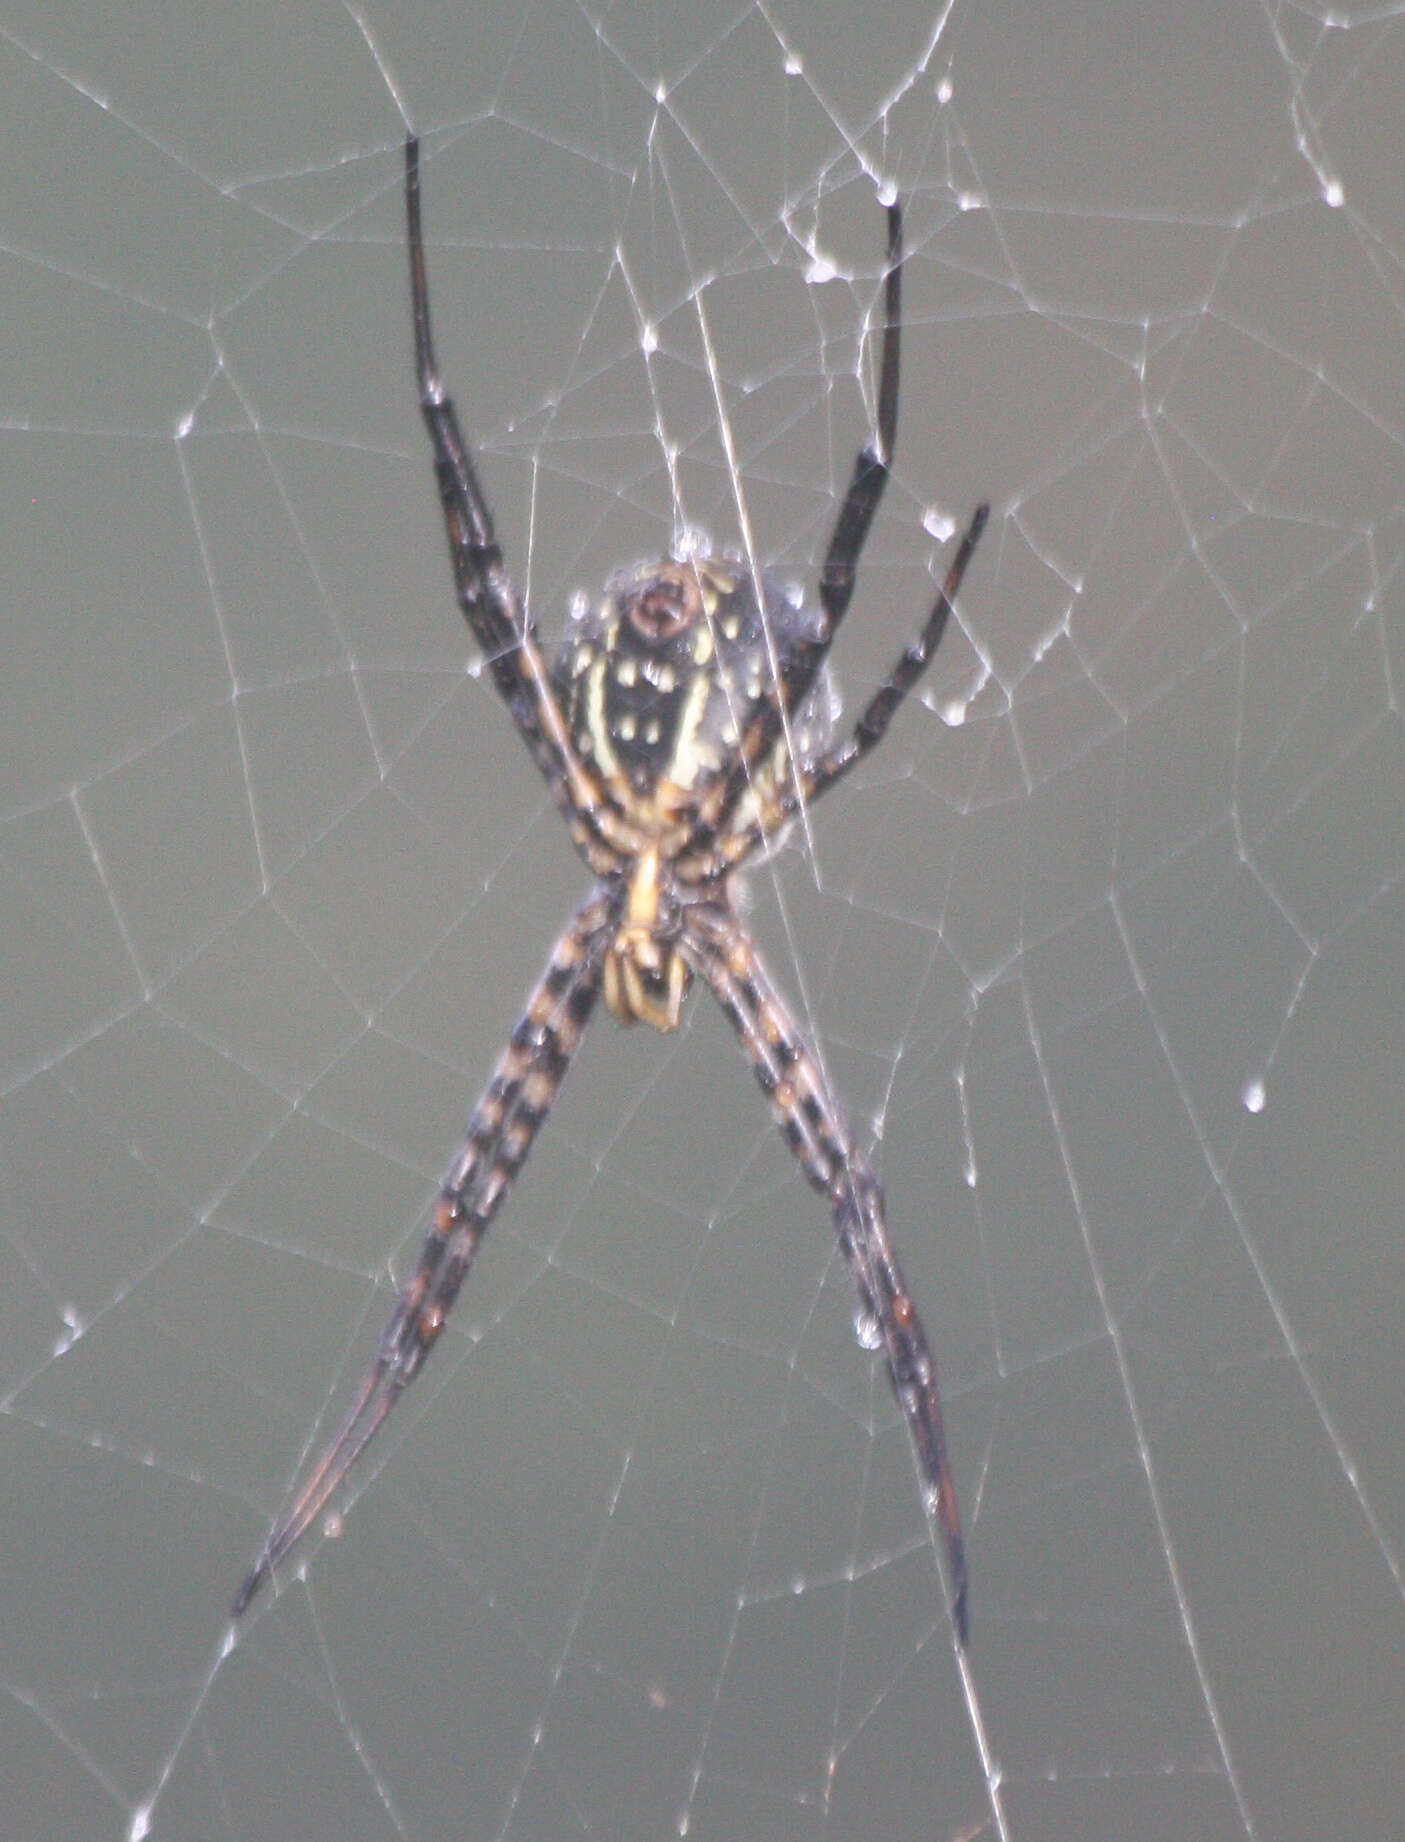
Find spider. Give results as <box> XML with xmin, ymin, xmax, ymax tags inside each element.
<box><xmin>234</xmin><ymin>135</ymin><xmax>987</xmax><ymax>1645</ymax></box>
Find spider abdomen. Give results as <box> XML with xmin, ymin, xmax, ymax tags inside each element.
<box><xmin>554</xmin><ymin>554</ymin><xmax>826</xmax><ymax>808</ymax></box>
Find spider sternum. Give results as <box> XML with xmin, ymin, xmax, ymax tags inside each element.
<box><xmin>601</xmin><ymin>840</ymin><xmax>693</xmax><ymax>1033</ymax></box>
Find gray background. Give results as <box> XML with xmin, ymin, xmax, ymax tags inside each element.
<box><xmin>3</xmin><ymin>3</ymin><xmax>1402</xmax><ymax>1839</ymax></box>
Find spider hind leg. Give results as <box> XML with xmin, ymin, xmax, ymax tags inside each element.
<box><xmin>233</xmin><ymin>892</ymin><xmax>614</xmax><ymax>1616</ymax></box>
<box><xmin>685</xmin><ymin>904</ymin><xmax>969</xmax><ymax>1646</ymax></box>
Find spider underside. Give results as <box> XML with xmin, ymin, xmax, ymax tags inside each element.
<box><xmin>234</xmin><ymin>135</ymin><xmax>987</xmax><ymax>1646</ymax></box>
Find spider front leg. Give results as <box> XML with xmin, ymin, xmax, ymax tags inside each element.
<box><xmin>233</xmin><ymin>890</ymin><xmax>614</xmax><ymax>1616</ymax></box>
<box><xmin>686</xmin><ymin>904</ymin><xmax>969</xmax><ymax>1645</ymax></box>
<box><xmin>406</xmin><ymin>134</ymin><xmax>528</xmax><ymax>713</ymax></box>
<box><xmin>405</xmin><ymin>135</ymin><xmax>600</xmax><ymax>831</ymax></box>
<box><xmin>689</xmin><ymin>188</ymin><xmax>988</xmax><ymax>868</ymax></box>
<box><xmin>803</xmin><ymin>499</ymin><xmax>988</xmax><ymax>808</ymax></box>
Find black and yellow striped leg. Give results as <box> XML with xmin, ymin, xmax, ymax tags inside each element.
<box><xmin>686</xmin><ymin>904</ymin><xmax>969</xmax><ymax>1645</ymax></box>
<box><xmin>233</xmin><ymin>890</ymin><xmax>615</xmax><ymax>1616</ymax></box>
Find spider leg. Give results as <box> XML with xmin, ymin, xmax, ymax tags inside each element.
<box><xmin>686</xmin><ymin>200</ymin><xmax>905</xmax><ymax>860</ymax></box>
<box><xmin>688</xmin><ymin>500</ymin><xmax>988</xmax><ymax>884</ymax></box>
<box><xmin>814</xmin><ymin>199</ymin><xmax>903</xmax><ymax>642</ymax></box>
<box><xmin>406</xmin><ymin>137</ymin><xmax>600</xmax><ymax>823</ymax></box>
<box><xmin>801</xmin><ymin>499</ymin><xmax>988</xmax><ymax>808</ymax></box>
<box><xmin>233</xmin><ymin>889</ymin><xmax>614</xmax><ymax>1617</ymax></box>
<box><xmin>684</xmin><ymin>904</ymin><xmax>969</xmax><ymax>1645</ymax></box>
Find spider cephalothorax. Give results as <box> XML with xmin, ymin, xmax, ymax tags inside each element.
<box><xmin>235</xmin><ymin>134</ymin><xmax>987</xmax><ymax>1647</ymax></box>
